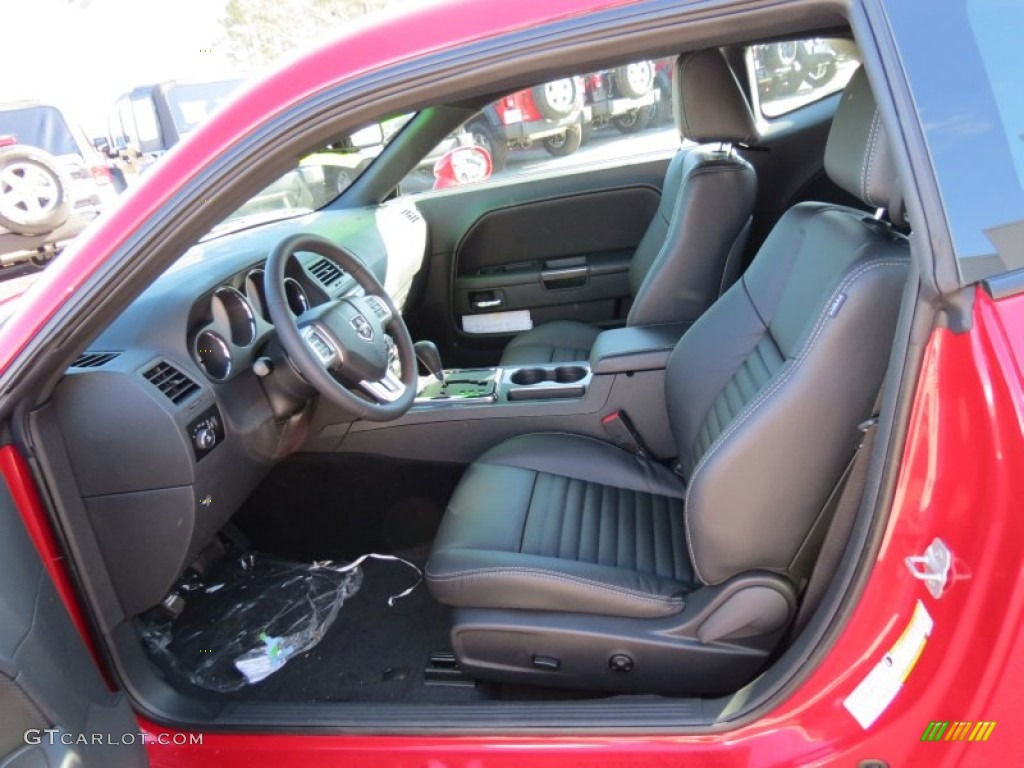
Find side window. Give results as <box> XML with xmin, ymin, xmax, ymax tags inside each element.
<box><xmin>748</xmin><ymin>38</ymin><xmax>859</xmax><ymax>118</ymax></box>
<box><xmin>400</xmin><ymin>58</ymin><xmax>681</xmax><ymax>195</ymax></box>
<box><xmin>130</xmin><ymin>97</ymin><xmax>163</xmax><ymax>154</ymax></box>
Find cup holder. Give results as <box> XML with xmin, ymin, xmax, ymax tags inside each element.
<box><xmin>554</xmin><ymin>365</ymin><xmax>587</xmax><ymax>383</ymax></box>
<box><xmin>510</xmin><ymin>365</ymin><xmax>588</xmax><ymax>386</ymax></box>
<box><xmin>510</xmin><ymin>367</ymin><xmax>548</xmax><ymax>386</ymax></box>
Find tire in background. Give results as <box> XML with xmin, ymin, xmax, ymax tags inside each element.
<box><xmin>542</xmin><ymin>123</ymin><xmax>583</xmax><ymax>157</ymax></box>
<box><xmin>531</xmin><ymin>79</ymin><xmax>579</xmax><ymax>121</ymax></box>
<box><xmin>467</xmin><ymin>119</ymin><xmax>507</xmax><ymax>172</ymax></box>
<box><xmin>612</xmin><ymin>107</ymin><xmax>652</xmax><ymax>134</ymax></box>
<box><xmin>0</xmin><ymin>146</ymin><xmax>72</xmax><ymax>235</ymax></box>
<box><xmin>614</xmin><ymin>61</ymin><xmax>655</xmax><ymax>98</ymax></box>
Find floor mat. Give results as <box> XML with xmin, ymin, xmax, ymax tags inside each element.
<box><xmin>140</xmin><ymin>552</ymin><xmax>488</xmax><ymax>704</ymax></box>
<box><xmin>232</xmin><ymin>453</ymin><xmax>467</xmax><ymax>561</ymax></box>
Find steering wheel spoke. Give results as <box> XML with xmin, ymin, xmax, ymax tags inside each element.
<box><xmin>360</xmin><ymin>369</ymin><xmax>407</xmax><ymax>403</ymax></box>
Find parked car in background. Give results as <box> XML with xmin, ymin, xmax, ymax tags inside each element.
<box><xmin>0</xmin><ymin>102</ymin><xmax>116</xmax><ymax>268</ymax></box>
<box><xmin>465</xmin><ymin>76</ymin><xmax>589</xmax><ymax>171</ymax></box>
<box><xmin>101</xmin><ymin>78</ymin><xmax>246</xmax><ymax>181</ymax></box>
<box><xmin>581</xmin><ymin>60</ymin><xmax>660</xmax><ymax>136</ymax></box>
<box><xmin>752</xmin><ymin>38</ymin><xmax>841</xmax><ymax>101</ymax></box>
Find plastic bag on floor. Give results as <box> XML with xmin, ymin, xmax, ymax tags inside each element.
<box><xmin>140</xmin><ymin>554</ymin><xmax>363</xmax><ymax>692</ymax></box>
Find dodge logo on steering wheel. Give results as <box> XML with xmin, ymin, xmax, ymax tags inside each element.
<box><xmin>350</xmin><ymin>314</ymin><xmax>374</xmax><ymax>342</ymax></box>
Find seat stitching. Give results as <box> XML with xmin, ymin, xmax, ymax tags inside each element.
<box><xmin>682</xmin><ymin>257</ymin><xmax>909</xmax><ymax>583</ymax></box>
<box><xmin>424</xmin><ymin>565</ymin><xmax>686</xmax><ymax>605</ymax></box>
<box><xmin>678</xmin><ymin>54</ymin><xmax>695</xmax><ymax>139</ymax></box>
<box><xmin>861</xmin><ymin>110</ymin><xmax>881</xmax><ymax>207</ymax></box>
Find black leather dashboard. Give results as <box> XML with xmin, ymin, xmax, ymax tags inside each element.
<box><xmin>49</xmin><ymin>201</ymin><xmax>427</xmax><ymax>617</ymax></box>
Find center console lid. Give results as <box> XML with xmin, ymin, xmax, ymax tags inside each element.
<box><xmin>589</xmin><ymin>323</ymin><xmax>691</xmax><ymax>374</ymax></box>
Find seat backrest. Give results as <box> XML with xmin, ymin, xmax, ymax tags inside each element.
<box><xmin>626</xmin><ymin>49</ymin><xmax>758</xmax><ymax>327</ymax></box>
<box><xmin>666</xmin><ymin>68</ymin><xmax>909</xmax><ymax>586</ymax></box>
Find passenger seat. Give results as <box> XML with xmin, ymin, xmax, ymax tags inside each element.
<box><xmin>500</xmin><ymin>49</ymin><xmax>758</xmax><ymax>366</ymax></box>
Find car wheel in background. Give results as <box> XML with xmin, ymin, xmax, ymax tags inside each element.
<box><xmin>0</xmin><ymin>146</ymin><xmax>72</xmax><ymax>235</ymax></box>
<box><xmin>531</xmin><ymin>78</ymin><xmax>579</xmax><ymax>120</ymax></box>
<box><xmin>611</xmin><ymin>106</ymin><xmax>652</xmax><ymax>134</ymax></box>
<box><xmin>614</xmin><ymin>61</ymin><xmax>655</xmax><ymax>98</ymax></box>
<box><xmin>467</xmin><ymin>119</ymin><xmax>507</xmax><ymax>172</ymax></box>
<box><xmin>803</xmin><ymin>59</ymin><xmax>838</xmax><ymax>88</ymax></box>
<box><xmin>542</xmin><ymin>123</ymin><xmax>583</xmax><ymax>156</ymax></box>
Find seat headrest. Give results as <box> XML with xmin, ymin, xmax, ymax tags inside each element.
<box><xmin>824</xmin><ymin>67</ymin><xmax>896</xmax><ymax>209</ymax></box>
<box><xmin>674</xmin><ymin>49</ymin><xmax>757</xmax><ymax>145</ymax></box>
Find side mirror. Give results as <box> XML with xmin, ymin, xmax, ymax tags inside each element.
<box><xmin>348</xmin><ymin>123</ymin><xmax>384</xmax><ymax>149</ymax></box>
<box><xmin>432</xmin><ymin>146</ymin><xmax>492</xmax><ymax>190</ymax></box>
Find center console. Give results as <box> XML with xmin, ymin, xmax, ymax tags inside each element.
<box><xmin>314</xmin><ymin>322</ymin><xmax>691</xmax><ymax>463</ymax></box>
<box><xmin>415</xmin><ymin>363</ymin><xmax>592</xmax><ymax>404</ymax></box>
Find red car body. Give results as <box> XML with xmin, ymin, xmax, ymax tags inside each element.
<box><xmin>1</xmin><ymin>0</ymin><xmax>1022</xmax><ymax>765</ymax></box>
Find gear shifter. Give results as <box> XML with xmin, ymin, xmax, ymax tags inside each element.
<box><xmin>414</xmin><ymin>340</ymin><xmax>445</xmax><ymax>384</ymax></box>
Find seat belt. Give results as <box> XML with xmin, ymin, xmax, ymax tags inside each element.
<box><xmin>790</xmin><ymin>387</ymin><xmax>884</xmax><ymax>637</ymax></box>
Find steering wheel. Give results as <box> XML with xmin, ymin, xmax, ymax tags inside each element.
<box><xmin>265</xmin><ymin>233</ymin><xmax>416</xmax><ymax>421</ymax></box>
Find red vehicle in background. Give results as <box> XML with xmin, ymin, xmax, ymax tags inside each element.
<box><xmin>465</xmin><ymin>76</ymin><xmax>588</xmax><ymax>170</ymax></box>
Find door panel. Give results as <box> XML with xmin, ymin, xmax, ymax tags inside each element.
<box><xmin>409</xmin><ymin>156</ymin><xmax>670</xmax><ymax>367</ymax></box>
<box><xmin>0</xmin><ymin>466</ymin><xmax>146</xmax><ymax>767</ymax></box>
<box><xmin>452</xmin><ymin>186</ymin><xmax>658</xmax><ymax>319</ymax></box>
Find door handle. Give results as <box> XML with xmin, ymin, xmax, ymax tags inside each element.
<box><xmin>541</xmin><ymin>266</ymin><xmax>589</xmax><ymax>282</ymax></box>
<box><xmin>469</xmin><ymin>290</ymin><xmax>504</xmax><ymax>310</ymax></box>
<box><xmin>473</xmin><ymin>298</ymin><xmax>503</xmax><ymax>309</ymax></box>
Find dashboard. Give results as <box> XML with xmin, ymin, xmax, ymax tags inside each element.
<box><xmin>49</xmin><ymin>200</ymin><xmax>427</xmax><ymax>619</ymax></box>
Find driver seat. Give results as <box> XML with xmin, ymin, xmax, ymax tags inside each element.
<box><xmin>426</xmin><ymin>68</ymin><xmax>909</xmax><ymax>694</ymax></box>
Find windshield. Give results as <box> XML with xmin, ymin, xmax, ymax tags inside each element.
<box><xmin>166</xmin><ymin>80</ymin><xmax>245</xmax><ymax>135</ymax></box>
<box><xmin>206</xmin><ymin>116</ymin><xmax>411</xmax><ymax>238</ymax></box>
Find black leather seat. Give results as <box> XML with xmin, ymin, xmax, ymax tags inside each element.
<box><xmin>427</xmin><ymin>67</ymin><xmax>909</xmax><ymax>695</ymax></box>
<box><xmin>499</xmin><ymin>49</ymin><xmax>758</xmax><ymax>366</ymax></box>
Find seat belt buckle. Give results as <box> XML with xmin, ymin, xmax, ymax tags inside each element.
<box><xmin>601</xmin><ymin>410</ymin><xmax>649</xmax><ymax>458</ymax></box>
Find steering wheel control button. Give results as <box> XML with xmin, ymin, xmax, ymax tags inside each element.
<box><xmin>363</xmin><ymin>295</ymin><xmax>391</xmax><ymax>322</ymax></box>
<box><xmin>609</xmin><ymin>654</ymin><xmax>634</xmax><ymax>673</ymax></box>
<box><xmin>301</xmin><ymin>326</ymin><xmax>339</xmax><ymax>366</ymax></box>
<box><xmin>532</xmin><ymin>654</ymin><xmax>561</xmax><ymax>671</ymax></box>
<box><xmin>187</xmin><ymin>406</ymin><xmax>225</xmax><ymax>461</ymax></box>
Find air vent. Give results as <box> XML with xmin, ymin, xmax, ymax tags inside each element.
<box><xmin>143</xmin><ymin>361</ymin><xmax>199</xmax><ymax>404</ymax></box>
<box><xmin>309</xmin><ymin>258</ymin><xmax>345</xmax><ymax>287</ymax></box>
<box><xmin>71</xmin><ymin>351</ymin><xmax>120</xmax><ymax>368</ymax></box>
<box><xmin>400</xmin><ymin>207</ymin><xmax>421</xmax><ymax>224</ymax></box>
